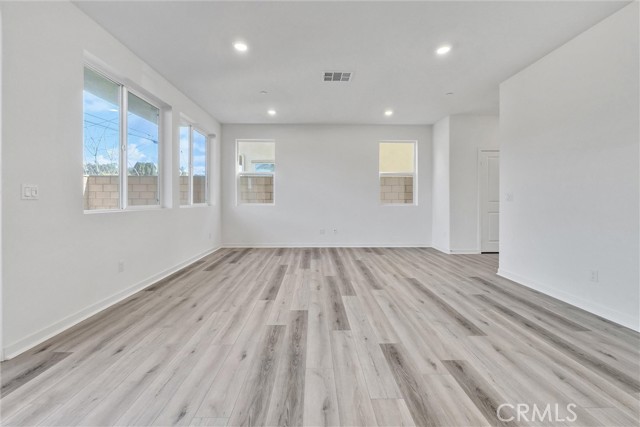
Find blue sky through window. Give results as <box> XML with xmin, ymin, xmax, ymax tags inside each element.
<box><xmin>127</xmin><ymin>92</ymin><xmax>159</xmax><ymax>175</ymax></box>
<box><xmin>193</xmin><ymin>130</ymin><xmax>206</xmax><ymax>176</ymax></box>
<box><xmin>83</xmin><ymin>83</ymin><xmax>159</xmax><ymax>176</ymax></box>
<box><xmin>83</xmin><ymin>92</ymin><xmax>120</xmax><ymax>174</ymax></box>
<box><xmin>254</xmin><ymin>163</ymin><xmax>275</xmax><ymax>173</ymax></box>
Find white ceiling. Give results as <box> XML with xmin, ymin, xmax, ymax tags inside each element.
<box><xmin>75</xmin><ymin>1</ymin><xmax>629</xmax><ymax>125</ymax></box>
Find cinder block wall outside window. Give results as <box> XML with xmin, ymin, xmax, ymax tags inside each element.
<box><xmin>84</xmin><ymin>175</ymin><xmax>208</xmax><ymax>209</ymax></box>
<box><xmin>180</xmin><ymin>176</ymin><xmax>207</xmax><ymax>205</ymax></box>
<box><xmin>380</xmin><ymin>176</ymin><xmax>413</xmax><ymax>204</ymax></box>
<box><xmin>83</xmin><ymin>175</ymin><xmax>159</xmax><ymax>209</ymax></box>
<box><xmin>239</xmin><ymin>175</ymin><xmax>274</xmax><ymax>203</ymax></box>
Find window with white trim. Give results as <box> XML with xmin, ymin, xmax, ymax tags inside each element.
<box><xmin>179</xmin><ymin>125</ymin><xmax>209</xmax><ymax>205</ymax></box>
<box><xmin>83</xmin><ymin>66</ymin><xmax>161</xmax><ymax>211</ymax></box>
<box><xmin>236</xmin><ymin>140</ymin><xmax>275</xmax><ymax>204</ymax></box>
<box><xmin>379</xmin><ymin>141</ymin><xmax>416</xmax><ymax>204</ymax></box>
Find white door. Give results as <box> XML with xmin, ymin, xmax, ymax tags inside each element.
<box><xmin>479</xmin><ymin>151</ymin><xmax>500</xmax><ymax>253</ymax></box>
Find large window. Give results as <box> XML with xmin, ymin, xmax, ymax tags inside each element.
<box><xmin>379</xmin><ymin>141</ymin><xmax>416</xmax><ymax>204</ymax></box>
<box><xmin>236</xmin><ymin>140</ymin><xmax>275</xmax><ymax>204</ymax></box>
<box><xmin>83</xmin><ymin>66</ymin><xmax>160</xmax><ymax>211</ymax></box>
<box><xmin>180</xmin><ymin>125</ymin><xmax>209</xmax><ymax>205</ymax></box>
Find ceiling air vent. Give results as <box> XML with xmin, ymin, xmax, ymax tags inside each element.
<box><xmin>323</xmin><ymin>71</ymin><xmax>352</xmax><ymax>82</ymax></box>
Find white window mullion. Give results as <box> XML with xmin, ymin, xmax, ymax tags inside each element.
<box><xmin>120</xmin><ymin>87</ymin><xmax>129</xmax><ymax>209</ymax></box>
<box><xmin>205</xmin><ymin>135</ymin><xmax>209</xmax><ymax>205</ymax></box>
<box><xmin>189</xmin><ymin>125</ymin><xmax>194</xmax><ymax>205</ymax></box>
<box><xmin>155</xmin><ymin>108</ymin><xmax>161</xmax><ymax>206</ymax></box>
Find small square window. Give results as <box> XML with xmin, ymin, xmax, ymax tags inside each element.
<box><xmin>379</xmin><ymin>141</ymin><xmax>416</xmax><ymax>205</ymax></box>
<box><xmin>237</xmin><ymin>140</ymin><xmax>275</xmax><ymax>204</ymax></box>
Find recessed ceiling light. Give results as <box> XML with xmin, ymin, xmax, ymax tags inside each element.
<box><xmin>436</xmin><ymin>45</ymin><xmax>451</xmax><ymax>55</ymax></box>
<box><xmin>260</xmin><ymin>90</ymin><xmax>268</xmax><ymax>95</ymax></box>
<box><xmin>446</xmin><ymin>92</ymin><xmax>454</xmax><ymax>95</ymax></box>
<box><xmin>384</xmin><ymin>110</ymin><xmax>393</xmax><ymax>116</ymax></box>
<box><xmin>233</xmin><ymin>42</ymin><xmax>248</xmax><ymax>52</ymax></box>
<box><xmin>267</xmin><ymin>109</ymin><xmax>277</xmax><ymax>116</ymax></box>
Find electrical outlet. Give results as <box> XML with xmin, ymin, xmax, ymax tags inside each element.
<box><xmin>21</xmin><ymin>184</ymin><xmax>39</xmax><ymax>200</ymax></box>
<box><xmin>590</xmin><ymin>270</ymin><xmax>599</xmax><ymax>282</ymax></box>
<box><xmin>505</xmin><ymin>192</ymin><xmax>514</xmax><ymax>202</ymax></box>
<box><xmin>118</xmin><ymin>260</ymin><xmax>125</xmax><ymax>273</ymax></box>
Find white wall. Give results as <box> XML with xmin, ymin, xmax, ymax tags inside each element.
<box><xmin>449</xmin><ymin>115</ymin><xmax>499</xmax><ymax>252</ymax></box>
<box><xmin>0</xmin><ymin>7</ymin><xmax>4</xmax><ymax>359</ymax></box>
<box><xmin>222</xmin><ymin>124</ymin><xmax>432</xmax><ymax>247</ymax></box>
<box><xmin>499</xmin><ymin>3</ymin><xmax>639</xmax><ymax>330</ymax></box>
<box><xmin>431</xmin><ymin>117</ymin><xmax>450</xmax><ymax>252</ymax></box>
<box><xmin>1</xmin><ymin>2</ymin><xmax>222</xmax><ymax>357</ymax></box>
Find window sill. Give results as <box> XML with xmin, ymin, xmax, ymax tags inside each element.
<box><xmin>83</xmin><ymin>205</ymin><xmax>163</xmax><ymax>214</ymax></box>
<box><xmin>179</xmin><ymin>203</ymin><xmax>211</xmax><ymax>209</ymax></box>
<box><xmin>238</xmin><ymin>172</ymin><xmax>274</xmax><ymax>177</ymax></box>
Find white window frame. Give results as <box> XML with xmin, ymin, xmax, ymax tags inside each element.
<box><xmin>236</xmin><ymin>139</ymin><xmax>276</xmax><ymax>206</ymax></box>
<box><xmin>378</xmin><ymin>140</ymin><xmax>418</xmax><ymax>206</ymax></box>
<box><xmin>180</xmin><ymin>123</ymin><xmax>209</xmax><ymax>206</ymax></box>
<box><xmin>83</xmin><ymin>64</ymin><xmax>163</xmax><ymax>213</ymax></box>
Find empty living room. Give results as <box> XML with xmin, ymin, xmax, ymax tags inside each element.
<box><xmin>0</xmin><ymin>1</ymin><xmax>638</xmax><ymax>426</ymax></box>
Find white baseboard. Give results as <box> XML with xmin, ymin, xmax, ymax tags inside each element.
<box><xmin>223</xmin><ymin>243</ymin><xmax>431</xmax><ymax>248</ymax></box>
<box><xmin>432</xmin><ymin>245</ymin><xmax>481</xmax><ymax>255</ymax></box>
<box><xmin>3</xmin><ymin>247</ymin><xmax>221</xmax><ymax>360</ymax></box>
<box><xmin>450</xmin><ymin>248</ymin><xmax>481</xmax><ymax>254</ymax></box>
<box><xmin>497</xmin><ymin>268</ymin><xmax>639</xmax><ymax>332</ymax></box>
<box><xmin>431</xmin><ymin>244</ymin><xmax>451</xmax><ymax>254</ymax></box>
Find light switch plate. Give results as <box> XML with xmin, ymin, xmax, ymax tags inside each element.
<box><xmin>21</xmin><ymin>184</ymin><xmax>39</xmax><ymax>200</ymax></box>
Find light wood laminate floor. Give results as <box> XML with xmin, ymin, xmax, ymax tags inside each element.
<box><xmin>1</xmin><ymin>248</ymin><xmax>639</xmax><ymax>426</ymax></box>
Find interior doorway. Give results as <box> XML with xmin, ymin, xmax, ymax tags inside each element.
<box><xmin>479</xmin><ymin>150</ymin><xmax>500</xmax><ymax>253</ymax></box>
